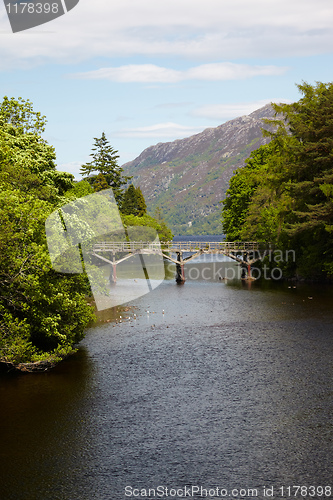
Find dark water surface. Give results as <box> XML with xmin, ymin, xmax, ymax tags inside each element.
<box><xmin>1</xmin><ymin>264</ymin><xmax>333</xmax><ymax>500</ymax></box>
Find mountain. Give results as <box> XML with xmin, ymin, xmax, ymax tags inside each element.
<box><xmin>122</xmin><ymin>104</ymin><xmax>276</xmax><ymax>235</ymax></box>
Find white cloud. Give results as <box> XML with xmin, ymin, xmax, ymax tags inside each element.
<box><xmin>192</xmin><ymin>98</ymin><xmax>293</xmax><ymax>120</ymax></box>
<box><xmin>187</xmin><ymin>63</ymin><xmax>287</xmax><ymax>80</ymax></box>
<box><xmin>57</xmin><ymin>161</ymin><xmax>83</xmax><ymax>179</ymax></box>
<box><xmin>71</xmin><ymin>62</ymin><xmax>287</xmax><ymax>83</ymax></box>
<box><xmin>73</xmin><ymin>65</ymin><xmax>181</xmax><ymax>83</ymax></box>
<box><xmin>0</xmin><ymin>0</ymin><xmax>332</xmax><ymax>68</ymax></box>
<box><xmin>114</xmin><ymin>122</ymin><xmax>204</xmax><ymax>139</ymax></box>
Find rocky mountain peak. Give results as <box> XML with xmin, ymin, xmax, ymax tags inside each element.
<box><xmin>122</xmin><ymin>104</ymin><xmax>277</xmax><ymax>235</ymax></box>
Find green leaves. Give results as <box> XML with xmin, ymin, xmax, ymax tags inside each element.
<box><xmin>0</xmin><ymin>96</ymin><xmax>95</xmax><ymax>366</ymax></box>
<box><xmin>221</xmin><ymin>82</ymin><xmax>333</xmax><ymax>279</ymax></box>
<box><xmin>0</xmin><ymin>96</ymin><xmax>47</xmax><ymax>134</ymax></box>
<box><xmin>0</xmin><ymin>186</ymin><xmax>95</xmax><ymax>362</ymax></box>
<box><xmin>0</xmin><ymin>98</ymin><xmax>75</xmax><ymax>203</ymax></box>
<box><xmin>121</xmin><ymin>213</ymin><xmax>173</xmax><ymax>241</ymax></box>
<box><xmin>221</xmin><ymin>145</ymin><xmax>271</xmax><ymax>241</ymax></box>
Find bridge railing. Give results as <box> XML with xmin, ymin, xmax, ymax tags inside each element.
<box><xmin>93</xmin><ymin>241</ymin><xmax>162</xmax><ymax>252</ymax></box>
<box><xmin>167</xmin><ymin>241</ymin><xmax>262</xmax><ymax>251</ymax></box>
<box><xmin>92</xmin><ymin>241</ymin><xmax>264</xmax><ymax>252</ymax></box>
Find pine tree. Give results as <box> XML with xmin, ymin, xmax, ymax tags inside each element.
<box><xmin>136</xmin><ymin>186</ymin><xmax>147</xmax><ymax>216</ymax></box>
<box><xmin>80</xmin><ymin>133</ymin><xmax>131</xmax><ymax>203</ymax></box>
<box><xmin>121</xmin><ymin>184</ymin><xmax>147</xmax><ymax>216</ymax></box>
<box><xmin>121</xmin><ymin>184</ymin><xmax>139</xmax><ymax>215</ymax></box>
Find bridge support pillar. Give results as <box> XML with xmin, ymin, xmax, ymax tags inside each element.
<box><xmin>247</xmin><ymin>263</ymin><xmax>251</xmax><ymax>279</ymax></box>
<box><xmin>109</xmin><ymin>256</ymin><xmax>117</xmax><ymax>284</ymax></box>
<box><xmin>175</xmin><ymin>251</ymin><xmax>185</xmax><ymax>284</ymax></box>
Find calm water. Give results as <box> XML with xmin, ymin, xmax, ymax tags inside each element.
<box><xmin>1</xmin><ymin>258</ymin><xmax>333</xmax><ymax>500</ymax></box>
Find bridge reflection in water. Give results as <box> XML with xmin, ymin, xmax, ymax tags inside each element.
<box><xmin>91</xmin><ymin>241</ymin><xmax>270</xmax><ymax>284</ymax></box>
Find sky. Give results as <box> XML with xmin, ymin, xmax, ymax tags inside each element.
<box><xmin>1</xmin><ymin>0</ymin><xmax>333</xmax><ymax>179</ymax></box>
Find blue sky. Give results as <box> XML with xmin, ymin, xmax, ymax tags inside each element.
<box><xmin>1</xmin><ymin>0</ymin><xmax>333</xmax><ymax>178</ymax></box>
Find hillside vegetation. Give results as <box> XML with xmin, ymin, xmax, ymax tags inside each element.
<box><xmin>222</xmin><ymin>82</ymin><xmax>333</xmax><ymax>280</ymax></box>
<box><xmin>123</xmin><ymin>105</ymin><xmax>275</xmax><ymax>234</ymax></box>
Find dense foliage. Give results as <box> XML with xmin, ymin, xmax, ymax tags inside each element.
<box><xmin>0</xmin><ymin>97</ymin><xmax>95</xmax><ymax>365</ymax></box>
<box><xmin>0</xmin><ymin>98</ymin><xmax>173</xmax><ymax>366</ymax></box>
<box><xmin>221</xmin><ymin>82</ymin><xmax>333</xmax><ymax>280</ymax></box>
<box><xmin>121</xmin><ymin>213</ymin><xmax>173</xmax><ymax>242</ymax></box>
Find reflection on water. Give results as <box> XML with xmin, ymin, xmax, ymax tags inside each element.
<box><xmin>1</xmin><ymin>259</ymin><xmax>333</xmax><ymax>500</ymax></box>
<box><xmin>0</xmin><ymin>349</ymin><xmax>98</xmax><ymax>500</ymax></box>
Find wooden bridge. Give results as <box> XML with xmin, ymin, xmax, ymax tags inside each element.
<box><xmin>91</xmin><ymin>241</ymin><xmax>270</xmax><ymax>283</ymax></box>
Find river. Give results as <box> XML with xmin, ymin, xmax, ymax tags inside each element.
<box><xmin>1</xmin><ymin>252</ymin><xmax>333</xmax><ymax>500</ymax></box>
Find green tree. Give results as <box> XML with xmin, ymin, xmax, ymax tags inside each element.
<box><xmin>221</xmin><ymin>81</ymin><xmax>333</xmax><ymax>279</ymax></box>
<box><xmin>80</xmin><ymin>133</ymin><xmax>131</xmax><ymax>203</ymax></box>
<box><xmin>121</xmin><ymin>184</ymin><xmax>137</xmax><ymax>215</ymax></box>
<box><xmin>0</xmin><ymin>186</ymin><xmax>94</xmax><ymax>364</ymax></box>
<box><xmin>121</xmin><ymin>184</ymin><xmax>147</xmax><ymax>216</ymax></box>
<box><xmin>0</xmin><ymin>97</ymin><xmax>75</xmax><ymax>202</ymax></box>
<box><xmin>222</xmin><ymin>145</ymin><xmax>271</xmax><ymax>240</ymax></box>
<box><xmin>267</xmin><ymin>82</ymin><xmax>333</xmax><ymax>235</ymax></box>
<box><xmin>136</xmin><ymin>186</ymin><xmax>147</xmax><ymax>216</ymax></box>
<box><xmin>0</xmin><ymin>96</ymin><xmax>95</xmax><ymax>366</ymax></box>
<box><xmin>154</xmin><ymin>206</ymin><xmax>164</xmax><ymax>222</ymax></box>
<box><xmin>0</xmin><ymin>95</ymin><xmax>47</xmax><ymax>134</ymax></box>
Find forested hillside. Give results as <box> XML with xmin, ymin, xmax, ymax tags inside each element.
<box><xmin>123</xmin><ymin>105</ymin><xmax>275</xmax><ymax>235</ymax></box>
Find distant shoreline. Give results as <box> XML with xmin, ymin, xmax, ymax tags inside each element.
<box><xmin>172</xmin><ymin>234</ymin><xmax>224</xmax><ymax>242</ymax></box>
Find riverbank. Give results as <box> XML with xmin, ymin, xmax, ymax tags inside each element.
<box><xmin>0</xmin><ymin>351</ymin><xmax>74</xmax><ymax>374</ymax></box>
